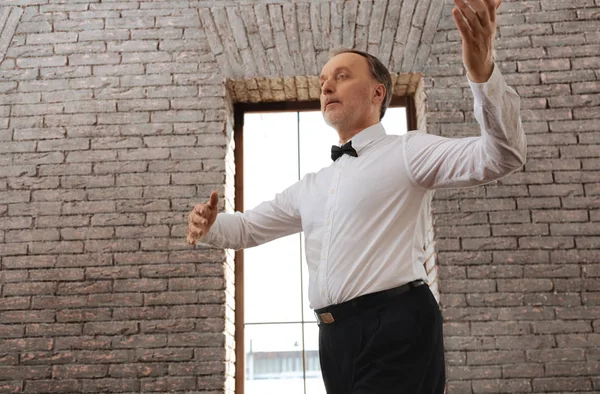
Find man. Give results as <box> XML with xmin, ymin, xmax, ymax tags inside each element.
<box><xmin>187</xmin><ymin>0</ymin><xmax>525</xmax><ymax>392</ymax></box>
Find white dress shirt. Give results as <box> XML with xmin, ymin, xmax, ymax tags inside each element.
<box><xmin>201</xmin><ymin>64</ymin><xmax>527</xmax><ymax>310</ymax></box>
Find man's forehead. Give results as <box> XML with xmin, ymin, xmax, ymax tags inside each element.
<box><xmin>321</xmin><ymin>52</ymin><xmax>368</xmax><ymax>75</ymax></box>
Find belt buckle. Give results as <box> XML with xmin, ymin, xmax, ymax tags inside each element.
<box><xmin>319</xmin><ymin>312</ymin><xmax>335</xmax><ymax>324</ymax></box>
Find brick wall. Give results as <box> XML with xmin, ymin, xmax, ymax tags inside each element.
<box><xmin>426</xmin><ymin>1</ymin><xmax>600</xmax><ymax>392</ymax></box>
<box><xmin>0</xmin><ymin>2</ymin><xmax>232</xmax><ymax>393</ymax></box>
<box><xmin>0</xmin><ymin>0</ymin><xmax>599</xmax><ymax>393</ymax></box>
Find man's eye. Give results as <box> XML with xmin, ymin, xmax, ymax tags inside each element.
<box><xmin>338</xmin><ymin>74</ymin><xmax>347</xmax><ymax>80</ymax></box>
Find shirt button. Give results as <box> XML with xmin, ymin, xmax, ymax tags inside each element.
<box><xmin>320</xmin><ymin>290</ymin><xmax>326</xmax><ymax>296</ymax></box>
<box><xmin>325</xmin><ymin>219</ymin><xmax>331</xmax><ymax>225</ymax></box>
<box><xmin>330</xmin><ymin>189</ymin><xmax>335</xmax><ymax>194</ymax></box>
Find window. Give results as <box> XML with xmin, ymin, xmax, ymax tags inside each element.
<box><xmin>234</xmin><ymin>99</ymin><xmax>414</xmax><ymax>394</ymax></box>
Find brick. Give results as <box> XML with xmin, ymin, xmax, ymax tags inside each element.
<box><xmin>16</xmin><ymin>56</ymin><xmax>67</xmax><ymax>68</ymax></box>
<box><xmin>26</xmin><ymin>32</ymin><xmax>77</xmax><ymax>45</ymax></box>
<box><xmin>93</xmin><ymin>64</ymin><xmax>144</xmax><ymax>76</ymax></box>
<box><xmin>121</xmin><ymin>74</ymin><xmax>172</xmax><ymax>87</ymax></box>
<box><xmin>484</xmin><ymin>185</ymin><xmax>528</xmax><ymax>198</ymax></box>
<box><xmin>551</xmin><ymin>222</ymin><xmax>600</xmax><ymax>236</ymax></box>
<box><xmin>525</xmin><ymin>264</ymin><xmax>581</xmax><ymax>278</ymax></box>
<box><xmin>503</xmin><ymin>363</ymin><xmax>545</xmax><ymax>378</ymax></box>
<box><xmin>488</xmin><ymin>211</ymin><xmax>531</xmax><ymax>224</ymax></box>
<box><xmin>44</xmin><ymin>114</ymin><xmax>97</xmax><ymax>127</ymax></box>
<box><xmin>87</xmin><ymin>187</ymin><xmax>143</xmax><ymax>201</ymax></box>
<box><xmin>66</xmin><ymin>150</ymin><xmax>118</xmax><ymax>163</ymax></box>
<box><xmin>526</xmin><ymin>158</ymin><xmax>581</xmax><ymax>172</ymax></box>
<box><xmin>440</xmin><ymin>279</ymin><xmax>496</xmax><ymax>293</ymax></box>
<box><xmin>53</xmin><ymin>364</ymin><xmax>108</xmax><ymax>379</ymax></box>
<box><xmin>458</xmin><ymin>198</ymin><xmax>516</xmax><ymax>212</ymax></box>
<box><xmin>467</xmin><ymin>350</ymin><xmax>525</xmax><ymax>366</ymax></box>
<box><xmin>542</xmin><ymin>70</ymin><xmax>596</xmax><ymax>85</ymax></box>
<box><xmin>1</xmin><ymin>310</ymin><xmax>55</xmax><ymax>324</ymax></box>
<box><xmin>0</xmin><ymin>365</ymin><xmax>50</xmax><ymax>380</ymax></box>
<box><xmin>432</xmin><ymin>212</ymin><xmax>488</xmax><ymax>227</ymax></box>
<box><xmin>532</xmin><ymin>209</ymin><xmax>589</xmax><ymax>224</ymax></box>
<box><xmin>471</xmin><ymin>379</ymin><xmax>531</xmax><ymax>393</ymax></box>
<box><xmin>57</xmin><ymin>281</ymin><xmax>113</xmax><ymax>295</ymax></box>
<box><xmin>468</xmin><ymin>265</ymin><xmax>523</xmax><ymax>279</ymax></box>
<box><xmin>56</xmin><ymin>253</ymin><xmax>111</xmax><ymax>269</ymax></box>
<box><xmin>497</xmin><ymin>277</ymin><xmax>554</xmax><ymax>292</ymax></box>
<box><xmin>61</xmin><ymin>175</ymin><xmax>114</xmax><ymax>189</ymax></box>
<box><xmin>532</xmin><ymin>321</ymin><xmax>592</xmax><ymax>335</ymax></box>
<box><xmin>106</xmin><ymin>17</ymin><xmax>154</xmax><ymax>29</ymax></box>
<box><xmin>470</xmin><ymin>321</ymin><xmax>529</xmax><ymax>336</ymax></box>
<box><xmin>492</xmin><ymin>223</ymin><xmax>548</xmax><ymax>236</ymax></box>
<box><xmin>4</xmin><ymin>282</ymin><xmax>56</xmax><ymax>296</ymax></box>
<box><xmin>24</xmin><ymin>380</ymin><xmax>81</xmax><ymax>393</ymax></box>
<box><xmin>91</xmin><ymin>137</ymin><xmax>144</xmax><ymax>150</ymax></box>
<box><xmin>0</xmin><ymin>190</ymin><xmax>30</xmax><ymax>204</ymax></box>
<box><xmin>462</xmin><ymin>237</ymin><xmax>517</xmax><ymax>251</ymax></box>
<box><xmin>519</xmin><ymin>236</ymin><xmax>574</xmax><ymax>249</ymax></box>
<box><xmin>556</xmin><ymin>307</ymin><xmax>600</xmax><ymax>320</ymax></box>
<box><xmin>8</xmin><ymin>201</ymin><xmax>62</xmax><ymax>216</ymax></box>
<box><xmin>69</xmin><ymin>53</ymin><xmax>121</xmax><ymax>66</ymax></box>
<box><xmin>516</xmin><ymin>197</ymin><xmax>561</xmax><ymax>209</ymax></box>
<box><xmin>82</xmin><ymin>378</ymin><xmax>138</xmax><ymax>392</ymax></box>
<box><xmin>529</xmin><ymin>184</ymin><xmax>584</xmax><ymax>197</ymax></box>
<box><xmin>5</xmin><ymin>229</ymin><xmax>59</xmax><ymax>242</ymax></box>
<box><xmin>527</xmin><ymin>348</ymin><xmax>585</xmax><ymax>362</ymax></box>
<box><xmin>98</xmin><ymin>112</ymin><xmax>149</xmax><ymax>125</ymax></box>
<box><xmin>533</xmin><ymin>377</ymin><xmax>592</xmax><ymax>392</ymax></box>
<box><xmin>117</xmin><ymin>99</ymin><xmax>170</xmax><ymax>111</ymax></box>
<box><xmin>577</xmin><ymin>236</ymin><xmax>600</xmax><ymax>249</ymax></box>
<box><xmin>500</xmin><ymin>305</ymin><xmax>558</xmax><ymax>320</ymax></box>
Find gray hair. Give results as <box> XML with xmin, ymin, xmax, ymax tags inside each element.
<box><xmin>330</xmin><ymin>49</ymin><xmax>393</xmax><ymax>121</ymax></box>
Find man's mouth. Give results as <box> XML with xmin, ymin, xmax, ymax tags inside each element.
<box><xmin>325</xmin><ymin>100</ymin><xmax>340</xmax><ymax>109</ymax></box>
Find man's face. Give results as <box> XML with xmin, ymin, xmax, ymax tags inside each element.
<box><xmin>319</xmin><ymin>52</ymin><xmax>380</xmax><ymax>132</ymax></box>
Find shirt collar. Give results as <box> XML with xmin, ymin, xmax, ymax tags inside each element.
<box><xmin>339</xmin><ymin>123</ymin><xmax>386</xmax><ymax>153</ymax></box>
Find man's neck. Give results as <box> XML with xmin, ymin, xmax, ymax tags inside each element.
<box><xmin>337</xmin><ymin>120</ymin><xmax>379</xmax><ymax>144</ymax></box>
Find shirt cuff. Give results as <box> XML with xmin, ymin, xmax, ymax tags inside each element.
<box><xmin>467</xmin><ymin>63</ymin><xmax>506</xmax><ymax>105</ymax></box>
<box><xmin>196</xmin><ymin>215</ymin><xmax>222</xmax><ymax>246</ymax></box>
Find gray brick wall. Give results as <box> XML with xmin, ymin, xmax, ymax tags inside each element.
<box><xmin>0</xmin><ymin>0</ymin><xmax>599</xmax><ymax>393</ymax></box>
<box><xmin>1</xmin><ymin>2</ymin><xmax>230</xmax><ymax>393</ymax></box>
<box><xmin>426</xmin><ymin>1</ymin><xmax>600</xmax><ymax>393</ymax></box>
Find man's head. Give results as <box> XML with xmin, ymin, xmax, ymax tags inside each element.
<box><xmin>320</xmin><ymin>49</ymin><xmax>392</xmax><ymax>139</ymax></box>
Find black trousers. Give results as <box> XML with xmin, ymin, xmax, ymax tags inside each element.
<box><xmin>317</xmin><ymin>284</ymin><xmax>445</xmax><ymax>394</ymax></box>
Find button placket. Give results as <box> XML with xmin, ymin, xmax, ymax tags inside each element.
<box><xmin>318</xmin><ymin>156</ymin><xmax>344</xmax><ymax>305</ymax></box>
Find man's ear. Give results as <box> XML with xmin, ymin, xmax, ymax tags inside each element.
<box><xmin>373</xmin><ymin>84</ymin><xmax>386</xmax><ymax>105</ymax></box>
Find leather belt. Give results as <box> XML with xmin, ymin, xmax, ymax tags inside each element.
<box><xmin>314</xmin><ymin>279</ymin><xmax>426</xmax><ymax>325</ymax></box>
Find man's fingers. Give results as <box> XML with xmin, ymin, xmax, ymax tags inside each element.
<box><xmin>452</xmin><ymin>7</ymin><xmax>471</xmax><ymax>39</ymax></box>
<box><xmin>209</xmin><ymin>191</ymin><xmax>218</xmax><ymax>209</ymax></box>
<box><xmin>188</xmin><ymin>224</ymin><xmax>205</xmax><ymax>238</ymax></box>
<box><xmin>488</xmin><ymin>0</ymin><xmax>501</xmax><ymax>23</ymax></box>
<box><xmin>454</xmin><ymin>0</ymin><xmax>483</xmax><ymax>32</ymax></box>
<box><xmin>468</xmin><ymin>0</ymin><xmax>491</xmax><ymax>27</ymax></box>
<box><xmin>191</xmin><ymin>215</ymin><xmax>207</xmax><ymax>226</ymax></box>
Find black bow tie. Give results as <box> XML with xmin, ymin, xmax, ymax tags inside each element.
<box><xmin>331</xmin><ymin>141</ymin><xmax>358</xmax><ymax>161</ymax></box>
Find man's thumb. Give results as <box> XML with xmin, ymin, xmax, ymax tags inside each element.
<box><xmin>209</xmin><ymin>191</ymin><xmax>219</xmax><ymax>209</ymax></box>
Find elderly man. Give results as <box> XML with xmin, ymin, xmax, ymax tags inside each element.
<box><xmin>187</xmin><ymin>0</ymin><xmax>525</xmax><ymax>392</ymax></box>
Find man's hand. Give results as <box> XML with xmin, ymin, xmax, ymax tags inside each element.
<box><xmin>452</xmin><ymin>0</ymin><xmax>501</xmax><ymax>83</ymax></box>
<box><xmin>187</xmin><ymin>191</ymin><xmax>219</xmax><ymax>245</ymax></box>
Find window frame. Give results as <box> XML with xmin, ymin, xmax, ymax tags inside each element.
<box><xmin>232</xmin><ymin>96</ymin><xmax>417</xmax><ymax>394</ymax></box>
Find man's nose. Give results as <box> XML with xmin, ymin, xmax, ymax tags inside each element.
<box><xmin>321</xmin><ymin>79</ymin><xmax>335</xmax><ymax>95</ymax></box>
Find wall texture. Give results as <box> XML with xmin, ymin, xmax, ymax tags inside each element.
<box><xmin>0</xmin><ymin>0</ymin><xmax>598</xmax><ymax>393</ymax></box>
<box><xmin>427</xmin><ymin>1</ymin><xmax>600</xmax><ymax>393</ymax></box>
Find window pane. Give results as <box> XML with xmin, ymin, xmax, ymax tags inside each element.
<box><xmin>303</xmin><ymin>323</ymin><xmax>326</xmax><ymax>394</ymax></box>
<box><xmin>244</xmin><ymin>112</ymin><xmax>303</xmax><ymax>323</ymax></box>
<box><xmin>381</xmin><ymin>107</ymin><xmax>408</xmax><ymax>135</ymax></box>
<box><xmin>245</xmin><ymin>323</ymin><xmax>306</xmax><ymax>394</ymax></box>
<box><xmin>298</xmin><ymin>111</ymin><xmax>337</xmax><ymax>178</ymax></box>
